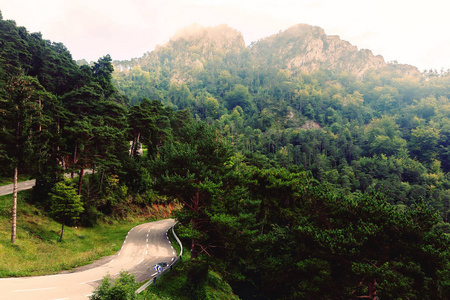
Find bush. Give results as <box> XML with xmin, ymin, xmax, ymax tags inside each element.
<box><xmin>90</xmin><ymin>271</ymin><xmax>138</xmax><ymax>300</ymax></box>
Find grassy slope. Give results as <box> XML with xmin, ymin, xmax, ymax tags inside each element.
<box><xmin>140</xmin><ymin>228</ymin><xmax>240</xmax><ymax>300</ymax></box>
<box><xmin>0</xmin><ymin>190</ymin><xmax>154</xmax><ymax>277</ymax></box>
<box><xmin>0</xmin><ymin>190</ymin><xmax>239</xmax><ymax>299</ymax></box>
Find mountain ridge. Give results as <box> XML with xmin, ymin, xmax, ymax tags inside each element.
<box><xmin>114</xmin><ymin>23</ymin><xmax>420</xmax><ymax>80</ymax></box>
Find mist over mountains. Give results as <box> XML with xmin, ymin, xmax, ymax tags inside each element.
<box><xmin>112</xmin><ymin>23</ymin><xmax>420</xmax><ymax>82</ymax></box>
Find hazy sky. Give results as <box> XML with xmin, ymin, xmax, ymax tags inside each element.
<box><xmin>1</xmin><ymin>0</ymin><xmax>449</xmax><ymax>71</ymax></box>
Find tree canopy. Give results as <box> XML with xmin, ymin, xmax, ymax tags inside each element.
<box><xmin>1</xmin><ymin>15</ymin><xmax>450</xmax><ymax>299</ymax></box>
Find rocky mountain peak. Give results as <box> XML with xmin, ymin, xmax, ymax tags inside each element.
<box><xmin>251</xmin><ymin>23</ymin><xmax>419</xmax><ymax>78</ymax></box>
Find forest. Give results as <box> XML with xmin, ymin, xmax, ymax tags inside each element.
<box><xmin>1</xmin><ymin>14</ymin><xmax>450</xmax><ymax>299</ymax></box>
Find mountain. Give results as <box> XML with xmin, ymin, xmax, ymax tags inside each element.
<box><xmin>113</xmin><ymin>23</ymin><xmax>419</xmax><ymax>85</ymax></box>
<box><xmin>251</xmin><ymin>23</ymin><xmax>419</xmax><ymax>78</ymax></box>
<box><xmin>113</xmin><ymin>24</ymin><xmax>245</xmax><ymax>84</ymax></box>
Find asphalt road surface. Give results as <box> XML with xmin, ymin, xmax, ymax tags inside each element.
<box><xmin>0</xmin><ymin>179</ymin><xmax>36</xmax><ymax>196</ymax></box>
<box><xmin>0</xmin><ymin>218</ymin><xmax>177</xmax><ymax>300</ymax></box>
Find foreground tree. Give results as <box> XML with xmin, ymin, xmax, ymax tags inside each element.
<box><xmin>48</xmin><ymin>179</ymin><xmax>84</xmax><ymax>241</ymax></box>
<box><xmin>0</xmin><ymin>75</ymin><xmax>54</xmax><ymax>243</ymax></box>
<box><xmin>151</xmin><ymin>121</ymin><xmax>231</xmax><ymax>259</ymax></box>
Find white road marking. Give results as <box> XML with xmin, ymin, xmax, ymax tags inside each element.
<box><xmin>137</xmin><ymin>258</ymin><xmax>144</xmax><ymax>265</ymax></box>
<box><xmin>14</xmin><ymin>287</ymin><xmax>56</xmax><ymax>292</ymax></box>
<box><xmin>79</xmin><ymin>278</ymin><xmax>101</xmax><ymax>285</ymax></box>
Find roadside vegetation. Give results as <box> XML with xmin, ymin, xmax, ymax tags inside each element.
<box><xmin>91</xmin><ymin>233</ymin><xmax>239</xmax><ymax>300</ymax></box>
<box><xmin>141</xmin><ymin>258</ymin><xmax>239</xmax><ymax>300</ymax></box>
<box><xmin>0</xmin><ymin>190</ymin><xmax>175</xmax><ymax>277</ymax></box>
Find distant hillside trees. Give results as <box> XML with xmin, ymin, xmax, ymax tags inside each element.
<box><xmin>110</xmin><ymin>26</ymin><xmax>450</xmax><ymax>224</ymax></box>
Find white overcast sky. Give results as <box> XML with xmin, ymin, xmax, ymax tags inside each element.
<box><xmin>1</xmin><ymin>0</ymin><xmax>449</xmax><ymax>71</ymax></box>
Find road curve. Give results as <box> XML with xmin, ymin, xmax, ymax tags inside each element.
<box><xmin>0</xmin><ymin>218</ymin><xmax>177</xmax><ymax>300</ymax></box>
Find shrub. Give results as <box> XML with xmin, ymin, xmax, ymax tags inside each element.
<box><xmin>90</xmin><ymin>271</ymin><xmax>138</xmax><ymax>300</ymax></box>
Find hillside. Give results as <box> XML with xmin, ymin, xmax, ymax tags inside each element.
<box><xmin>110</xmin><ymin>22</ymin><xmax>450</xmax><ymax>228</ymax></box>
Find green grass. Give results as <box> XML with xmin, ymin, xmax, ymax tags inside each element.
<box><xmin>0</xmin><ymin>190</ymin><xmax>154</xmax><ymax>277</ymax></box>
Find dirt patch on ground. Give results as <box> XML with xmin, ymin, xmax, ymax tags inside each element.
<box><xmin>58</xmin><ymin>254</ymin><xmax>116</xmax><ymax>274</ymax></box>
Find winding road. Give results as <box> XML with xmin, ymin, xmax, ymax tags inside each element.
<box><xmin>0</xmin><ymin>212</ymin><xmax>177</xmax><ymax>299</ymax></box>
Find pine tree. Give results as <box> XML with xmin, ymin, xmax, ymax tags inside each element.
<box><xmin>48</xmin><ymin>179</ymin><xmax>84</xmax><ymax>241</ymax></box>
<box><xmin>151</xmin><ymin>121</ymin><xmax>231</xmax><ymax>259</ymax></box>
<box><xmin>0</xmin><ymin>75</ymin><xmax>54</xmax><ymax>243</ymax></box>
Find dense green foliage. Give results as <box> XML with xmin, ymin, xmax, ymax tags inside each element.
<box><xmin>1</xmin><ymin>15</ymin><xmax>450</xmax><ymax>299</ymax></box>
<box><xmin>0</xmin><ymin>15</ymin><xmax>139</xmax><ymax>227</ymax></box>
<box><xmin>90</xmin><ymin>271</ymin><xmax>139</xmax><ymax>300</ymax></box>
<box><xmin>112</xmin><ymin>26</ymin><xmax>450</xmax><ymax>229</ymax></box>
<box><xmin>48</xmin><ymin>178</ymin><xmax>84</xmax><ymax>241</ymax></box>
<box><xmin>212</xmin><ymin>168</ymin><xmax>450</xmax><ymax>299</ymax></box>
<box><xmin>151</xmin><ymin>121</ymin><xmax>232</xmax><ymax>259</ymax></box>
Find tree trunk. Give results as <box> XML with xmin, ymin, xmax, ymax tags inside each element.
<box><xmin>367</xmin><ymin>279</ymin><xmax>378</xmax><ymax>299</ymax></box>
<box><xmin>11</xmin><ymin>165</ymin><xmax>18</xmax><ymax>243</ymax></box>
<box><xmin>190</xmin><ymin>218</ymin><xmax>198</xmax><ymax>259</ymax></box>
<box><xmin>71</xmin><ymin>142</ymin><xmax>78</xmax><ymax>179</ymax></box>
<box><xmin>130</xmin><ymin>137</ymin><xmax>135</xmax><ymax>159</ymax></box>
<box><xmin>60</xmin><ymin>217</ymin><xmax>65</xmax><ymax>242</ymax></box>
<box><xmin>190</xmin><ymin>189</ymin><xmax>200</xmax><ymax>259</ymax></box>
<box><xmin>99</xmin><ymin>171</ymin><xmax>104</xmax><ymax>191</ymax></box>
<box><xmin>77</xmin><ymin>165</ymin><xmax>85</xmax><ymax>195</ymax></box>
<box><xmin>130</xmin><ymin>132</ymin><xmax>140</xmax><ymax>159</ymax></box>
